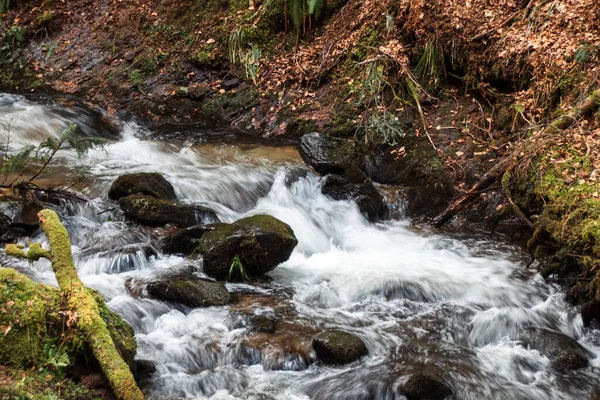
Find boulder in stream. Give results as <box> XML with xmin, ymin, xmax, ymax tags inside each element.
<box><xmin>197</xmin><ymin>214</ymin><xmax>298</xmax><ymax>281</ymax></box>
<box><xmin>147</xmin><ymin>274</ymin><xmax>230</xmax><ymax>307</ymax></box>
<box><xmin>119</xmin><ymin>194</ymin><xmax>217</xmax><ymax>228</ymax></box>
<box><xmin>161</xmin><ymin>225</ymin><xmax>213</xmax><ymax>255</ymax></box>
<box><xmin>402</xmin><ymin>371</ymin><xmax>453</xmax><ymax>400</ymax></box>
<box><xmin>108</xmin><ymin>172</ymin><xmax>177</xmax><ymax>201</ymax></box>
<box><xmin>299</xmin><ymin>133</ymin><xmax>386</xmax><ymax>221</ymax></box>
<box><xmin>298</xmin><ymin>132</ymin><xmax>364</xmax><ymax>175</ymax></box>
<box><xmin>321</xmin><ymin>174</ymin><xmax>386</xmax><ymax>221</ymax></box>
<box><xmin>312</xmin><ymin>330</ymin><xmax>367</xmax><ymax>364</ymax></box>
<box><xmin>518</xmin><ymin>327</ymin><xmax>594</xmax><ymax>370</ymax></box>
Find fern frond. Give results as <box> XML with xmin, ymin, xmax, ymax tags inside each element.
<box><xmin>289</xmin><ymin>0</ymin><xmax>304</xmax><ymax>32</ymax></box>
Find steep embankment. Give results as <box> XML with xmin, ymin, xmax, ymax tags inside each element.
<box><xmin>2</xmin><ymin>0</ymin><xmax>600</xmax><ymax>323</ymax></box>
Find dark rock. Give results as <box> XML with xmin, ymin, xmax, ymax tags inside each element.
<box><xmin>197</xmin><ymin>214</ymin><xmax>298</xmax><ymax>281</ymax></box>
<box><xmin>283</xmin><ymin>166</ymin><xmax>310</xmax><ymax>188</ymax></box>
<box><xmin>519</xmin><ymin>327</ymin><xmax>594</xmax><ymax>370</ymax></box>
<box><xmin>321</xmin><ymin>174</ymin><xmax>386</xmax><ymax>221</ymax></box>
<box><xmin>119</xmin><ymin>194</ymin><xmax>217</xmax><ymax>228</ymax></box>
<box><xmin>222</xmin><ymin>78</ymin><xmax>241</xmax><ymax>90</ymax></box>
<box><xmin>581</xmin><ymin>300</ymin><xmax>600</xmax><ymax>328</ymax></box>
<box><xmin>363</xmin><ymin>138</ymin><xmax>453</xmax><ymax>218</ymax></box>
<box><xmin>161</xmin><ymin>225</ymin><xmax>213</xmax><ymax>255</ymax></box>
<box><xmin>124</xmin><ymin>51</ymin><xmax>136</xmax><ymax>62</ymax></box>
<box><xmin>18</xmin><ymin>202</ymin><xmax>43</xmax><ymax>226</ymax></box>
<box><xmin>298</xmin><ymin>132</ymin><xmax>364</xmax><ymax>176</ymax></box>
<box><xmin>0</xmin><ymin>212</ymin><xmax>11</xmax><ymax>237</ymax></box>
<box><xmin>147</xmin><ymin>274</ymin><xmax>230</xmax><ymax>307</ymax></box>
<box><xmin>312</xmin><ymin>330</ymin><xmax>367</xmax><ymax>364</ymax></box>
<box><xmin>108</xmin><ymin>172</ymin><xmax>177</xmax><ymax>201</ymax></box>
<box><xmin>134</xmin><ymin>359</ymin><xmax>156</xmax><ymax>382</ymax></box>
<box><xmin>403</xmin><ymin>371</ymin><xmax>452</xmax><ymax>400</ymax></box>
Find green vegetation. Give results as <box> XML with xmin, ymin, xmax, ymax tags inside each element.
<box><xmin>5</xmin><ymin>210</ymin><xmax>143</xmax><ymax>400</ymax></box>
<box><xmin>228</xmin><ymin>255</ymin><xmax>250</xmax><ymax>281</ymax></box>
<box><xmin>228</xmin><ymin>28</ymin><xmax>262</xmax><ymax>84</ymax></box>
<box><xmin>0</xmin><ymin>122</ymin><xmax>105</xmax><ymax>194</ymax></box>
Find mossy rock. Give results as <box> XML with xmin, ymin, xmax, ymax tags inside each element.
<box><xmin>298</xmin><ymin>132</ymin><xmax>365</xmax><ymax>176</ymax></box>
<box><xmin>119</xmin><ymin>194</ymin><xmax>217</xmax><ymax>228</ymax></box>
<box><xmin>108</xmin><ymin>172</ymin><xmax>177</xmax><ymax>201</ymax></box>
<box><xmin>147</xmin><ymin>274</ymin><xmax>230</xmax><ymax>307</ymax></box>
<box><xmin>197</xmin><ymin>214</ymin><xmax>298</xmax><ymax>280</ymax></box>
<box><xmin>0</xmin><ymin>268</ymin><xmax>136</xmax><ymax>370</ymax></box>
<box><xmin>312</xmin><ymin>330</ymin><xmax>367</xmax><ymax>364</ymax></box>
<box><xmin>161</xmin><ymin>225</ymin><xmax>213</xmax><ymax>255</ymax></box>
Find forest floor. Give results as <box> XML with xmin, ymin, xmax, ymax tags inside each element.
<box><xmin>1</xmin><ymin>0</ymin><xmax>600</xmax><ymax>364</ymax></box>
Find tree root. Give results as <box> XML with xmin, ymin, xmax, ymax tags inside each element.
<box><xmin>5</xmin><ymin>209</ymin><xmax>144</xmax><ymax>400</ymax></box>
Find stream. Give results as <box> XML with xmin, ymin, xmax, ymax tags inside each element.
<box><xmin>1</xmin><ymin>92</ymin><xmax>599</xmax><ymax>400</ymax></box>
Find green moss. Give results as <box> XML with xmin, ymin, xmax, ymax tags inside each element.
<box><xmin>0</xmin><ymin>366</ymin><xmax>99</xmax><ymax>400</ymax></box>
<box><xmin>128</xmin><ymin>69</ymin><xmax>147</xmax><ymax>92</ymax></box>
<box><xmin>0</xmin><ymin>267</ymin><xmax>60</xmax><ymax>367</ymax></box>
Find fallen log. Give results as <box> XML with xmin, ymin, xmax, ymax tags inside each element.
<box><xmin>432</xmin><ymin>160</ymin><xmax>508</xmax><ymax>228</ymax></box>
<box><xmin>5</xmin><ymin>209</ymin><xmax>144</xmax><ymax>400</ymax></box>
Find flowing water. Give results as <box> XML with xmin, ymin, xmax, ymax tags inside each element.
<box><xmin>1</xmin><ymin>92</ymin><xmax>599</xmax><ymax>400</ymax></box>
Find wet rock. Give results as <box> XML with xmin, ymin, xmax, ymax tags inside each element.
<box><xmin>312</xmin><ymin>330</ymin><xmax>367</xmax><ymax>364</ymax></box>
<box><xmin>403</xmin><ymin>371</ymin><xmax>453</xmax><ymax>400</ymax></box>
<box><xmin>197</xmin><ymin>214</ymin><xmax>298</xmax><ymax>281</ymax></box>
<box><xmin>108</xmin><ymin>172</ymin><xmax>177</xmax><ymax>201</ymax></box>
<box><xmin>147</xmin><ymin>274</ymin><xmax>230</xmax><ymax>307</ymax></box>
<box><xmin>119</xmin><ymin>194</ymin><xmax>217</xmax><ymax>228</ymax></box>
<box><xmin>299</xmin><ymin>133</ymin><xmax>386</xmax><ymax>221</ymax></box>
<box><xmin>581</xmin><ymin>300</ymin><xmax>600</xmax><ymax>328</ymax></box>
<box><xmin>298</xmin><ymin>132</ymin><xmax>363</xmax><ymax>175</ymax></box>
<box><xmin>161</xmin><ymin>225</ymin><xmax>213</xmax><ymax>255</ymax></box>
<box><xmin>321</xmin><ymin>174</ymin><xmax>386</xmax><ymax>221</ymax></box>
<box><xmin>134</xmin><ymin>359</ymin><xmax>156</xmax><ymax>385</ymax></box>
<box><xmin>363</xmin><ymin>138</ymin><xmax>454</xmax><ymax>218</ymax></box>
<box><xmin>519</xmin><ymin>327</ymin><xmax>594</xmax><ymax>370</ymax></box>
<box><xmin>0</xmin><ymin>212</ymin><xmax>11</xmax><ymax>237</ymax></box>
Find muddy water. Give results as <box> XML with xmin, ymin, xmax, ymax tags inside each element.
<box><xmin>1</xmin><ymin>93</ymin><xmax>599</xmax><ymax>400</ymax></box>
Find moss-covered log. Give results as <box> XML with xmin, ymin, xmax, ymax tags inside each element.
<box><xmin>5</xmin><ymin>209</ymin><xmax>144</xmax><ymax>400</ymax></box>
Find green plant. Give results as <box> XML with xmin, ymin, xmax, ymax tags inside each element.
<box><xmin>128</xmin><ymin>69</ymin><xmax>147</xmax><ymax>92</ymax></box>
<box><xmin>365</xmin><ymin>112</ymin><xmax>406</xmax><ymax>145</ymax></box>
<box><xmin>0</xmin><ymin>0</ymin><xmax>9</xmax><ymax>16</ymax></box>
<box><xmin>228</xmin><ymin>28</ymin><xmax>262</xmax><ymax>84</ymax></box>
<box><xmin>0</xmin><ymin>122</ymin><xmax>105</xmax><ymax>195</ymax></box>
<box><xmin>227</xmin><ymin>256</ymin><xmax>250</xmax><ymax>281</ymax></box>
<box><xmin>42</xmin><ymin>341</ymin><xmax>70</xmax><ymax>377</ymax></box>
<box><xmin>286</xmin><ymin>0</ymin><xmax>324</xmax><ymax>33</ymax></box>
<box><xmin>415</xmin><ymin>39</ymin><xmax>445</xmax><ymax>86</ymax></box>
<box><xmin>0</xmin><ymin>25</ymin><xmax>26</xmax><ymax>53</ymax></box>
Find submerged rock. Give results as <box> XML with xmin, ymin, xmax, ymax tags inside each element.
<box><xmin>147</xmin><ymin>274</ymin><xmax>230</xmax><ymax>307</ymax></box>
<box><xmin>519</xmin><ymin>327</ymin><xmax>594</xmax><ymax>370</ymax></box>
<box><xmin>119</xmin><ymin>194</ymin><xmax>217</xmax><ymax>228</ymax></box>
<box><xmin>108</xmin><ymin>172</ymin><xmax>177</xmax><ymax>201</ymax></box>
<box><xmin>197</xmin><ymin>214</ymin><xmax>298</xmax><ymax>281</ymax></box>
<box><xmin>403</xmin><ymin>371</ymin><xmax>453</xmax><ymax>400</ymax></box>
<box><xmin>312</xmin><ymin>330</ymin><xmax>367</xmax><ymax>364</ymax></box>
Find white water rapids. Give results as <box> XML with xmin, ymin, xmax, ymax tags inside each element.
<box><xmin>1</xmin><ymin>93</ymin><xmax>599</xmax><ymax>399</ymax></box>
